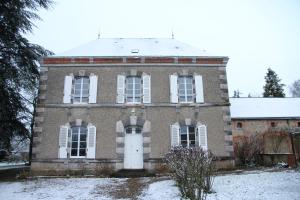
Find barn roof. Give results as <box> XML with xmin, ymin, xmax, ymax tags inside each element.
<box><xmin>55</xmin><ymin>38</ymin><xmax>211</xmax><ymax>57</ymax></box>
<box><xmin>230</xmin><ymin>98</ymin><xmax>300</xmax><ymax>119</ymax></box>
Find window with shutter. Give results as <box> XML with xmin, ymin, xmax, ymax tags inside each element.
<box><xmin>73</xmin><ymin>77</ymin><xmax>89</xmax><ymax>103</ymax></box>
<box><xmin>126</xmin><ymin>76</ymin><xmax>142</xmax><ymax>103</ymax></box>
<box><xmin>179</xmin><ymin>126</ymin><xmax>196</xmax><ymax>148</ymax></box>
<box><xmin>178</xmin><ymin>76</ymin><xmax>193</xmax><ymax>103</ymax></box>
<box><xmin>70</xmin><ymin>126</ymin><xmax>87</xmax><ymax>158</ymax></box>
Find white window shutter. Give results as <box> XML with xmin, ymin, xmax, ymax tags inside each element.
<box><xmin>87</xmin><ymin>125</ymin><xmax>96</xmax><ymax>158</ymax></box>
<box><xmin>197</xmin><ymin>124</ymin><xmax>208</xmax><ymax>151</ymax></box>
<box><xmin>142</xmin><ymin>74</ymin><xmax>151</xmax><ymax>103</ymax></box>
<box><xmin>58</xmin><ymin>126</ymin><xmax>69</xmax><ymax>158</ymax></box>
<box><xmin>170</xmin><ymin>123</ymin><xmax>180</xmax><ymax>147</ymax></box>
<box><xmin>89</xmin><ymin>74</ymin><xmax>98</xmax><ymax>103</ymax></box>
<box><xmin>195</xmin><ymin>75</ymin><xmax>204</xmax><ymax>103</ymax></box>
<box><xmin>170</xmin><ymin>74</ymin><xmax>178</xmax><ymax>103</ymax></box>
<box><xmin>117</xmin><ymin>75</ymin><xmax>125</xmax><ymax>103</ymax></box>
<box><xmin>63</xmin><ymin>76</ymin><xmax>73</xmax><ymax>103</ymax></box>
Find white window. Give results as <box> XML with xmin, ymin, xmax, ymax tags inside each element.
<box><xmin>71</xmin><ymin>126</ymin><xmax>87</xmax><ymax>158</ymax></box>
<box><xmin>58</xmin><ymin>124</ymin><xmax>97</xmax><ymax>159</ymax></box>
<box><xmin>170</xmin><ymin>123</ymin><xmax>208</xmax><ymax>150</ymax></box>
<box><xmin>180</xmin><ymin>126</ymin><xmax>196</xmax><ymax>147</ymax></box>
<box><xmin>178</xmin><ymin>76</ymin><xmax>193</xmax><ymax>103</ymax></box>
<box><xmin>117</xmin><ymin>74</ymin><xmax>151</xmax><ymax>104</ymax></box>
<box><xmin>170</xmin><ymin>74</ymin><xmax>204</xmax><ymax>103</ymax></box>
<box><xmin>126</xmin><ymin>76</ymin><xmax>142</xmax><ymax>103</ymax></box>
<box><xmin>73</xmin><ymin>77</ymin><xmax>89</xmax><ymax>103</ymax></box>
<box><xmin>63</xmin><ymin>74</ymin><xmax>98</xmax><ymax>104</ymax></box>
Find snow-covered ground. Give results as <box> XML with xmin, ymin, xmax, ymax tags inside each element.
<box><xmin>0</xmin><ymin>170</ymin><xmax>299</xmax><ymax>200</ymax></box>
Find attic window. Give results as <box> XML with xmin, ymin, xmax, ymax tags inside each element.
<box><xmin>237</xmin><ymin>122</ymin><xmax>243</xmax><ymax>129</ymax></box>
<box><xmin>131</xmin><ymin>49</ymin><xmax>139</xmax><ymax>53</ymax></box>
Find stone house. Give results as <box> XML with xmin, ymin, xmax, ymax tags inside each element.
<box><xmin>31</xmin><ymin>38</ymin><xmax>233</xmax><ymax>173</ymax></box>
<box><xmin>230</xmin><ymin>97</ymin><xmax>300</xmax><ymax>165</ymax></box>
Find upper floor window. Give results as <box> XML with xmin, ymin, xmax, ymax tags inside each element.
<box><xmin>170</xmin><ymin>74</ymin><xmax>204</xmax><ymax>104</ymax></box>
<box><xmin>117</xmin><ymin>74</ymin><xmax>151</xmax><ymax>104</ymax></box>
<box><xmin>297</xmin><ymin>122</ymin><xmax>300</xmax><ymax>127</ymax></box>
<box><xmin>63</xmin><ymin>74</ymin><xmax>98</xmax><ymax>104</ymax></box>
<box><xmin>126</xmin><ymin>76</ymin><xmax>142</xmax><ymax>103</ymax></box>
<box><xmin>73</xmin><ymin>77</ymin><xmax>89</xmax><ymax>103</ymax></box>
<box><xmin>178</xmin><ymin>76</ymin><xmax>193</xmax><ymax>103</ymax></box>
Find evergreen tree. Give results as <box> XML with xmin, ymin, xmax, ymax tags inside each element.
<box><xmin>0</xmin><ymin>0</ymin><xmax>53</xmax><ymax>150</ymax></box>
<box><xmin>263</xmin><ymin>68</ymin><xmax>285</xmax><ymax>97</ymax></box>
<box><xmin>290</xmin><ymin>79</ymin><xmax>300</xmax><ymax>97</ymax></box>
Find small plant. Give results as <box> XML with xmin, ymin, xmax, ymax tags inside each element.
<box><xmin>233</xmin><ymin>134</ymin><xmax>263</xmax><ymax>167</ymax></box>
<box><xmin>165</xmin><ymin>146</ymin><xmax>215</xmax><ymax>200</ymax></box>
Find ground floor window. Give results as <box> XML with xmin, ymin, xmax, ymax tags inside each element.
<box><xmin>180</xmin><ymin>126</ymin><xmax>196</xmax><ymax>147</ymax></box>
<box><xmin>71</xmin><ymin>126</ymin><xmax>87</xmax><ymax>157</ymax></box>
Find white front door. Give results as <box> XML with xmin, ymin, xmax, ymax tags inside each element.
<box><xmin>124</xmin><ymin>127</ymin><xmax>143</xmax><ymax>169</ymax></box>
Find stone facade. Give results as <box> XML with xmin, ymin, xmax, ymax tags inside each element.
<box><xmin>31</xmin><ymin>52</ymin><xmax>234</xmax><ymax>172</ymax></box>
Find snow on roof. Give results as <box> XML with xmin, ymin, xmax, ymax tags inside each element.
<box><xmin>55</xmin><ymin>38</ymin><xmax>211</xmax><ymax>57</ymax></box>
<box><xmin>230</xmin><ymin>98</ymin><xmax>300</xmax><ymax>119</ymax></box>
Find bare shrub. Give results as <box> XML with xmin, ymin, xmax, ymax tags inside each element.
<box><xmin>233</xmin><ymin>134</ymin><xmax>263</xmax><ymax>166</ymax></box>
<box><xmin>165</xmin><ymin>146</ymin><xmax>215</xmax><ymax>200</ymax></box>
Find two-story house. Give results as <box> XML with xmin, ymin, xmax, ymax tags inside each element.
<box><xmin>31</xmin><ymin>38</ymin><xmax>234</xmax><ymax>173</ymax></box>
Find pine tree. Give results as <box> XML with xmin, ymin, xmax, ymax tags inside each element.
<box><xmin>0</xmin><ymin>0</ymin><xmax>53</xmax><ymax>151</ymax></box>
<box><xmin>263</xmin><ymin>68</ymin><xmax>285</xmax><ymax>97</ymax></box>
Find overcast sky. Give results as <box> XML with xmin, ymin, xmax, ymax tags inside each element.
<box><xmin>27</xmin><ymin>0</ymin><xmax>300</xmax><ymax>97</ymax></box>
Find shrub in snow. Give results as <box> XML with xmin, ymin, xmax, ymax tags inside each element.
<box><xmin>233</xmin><ymin>134</ymin><xmax>263</xmax><ymax>167</ymax></box>
<box><xmin>165</xmin><ymin>146</ymin><xmax>215</xmax><ymax>200</ymax></box>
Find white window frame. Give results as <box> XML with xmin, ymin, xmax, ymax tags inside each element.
<box><xmin>70</xmin><ymin>126</ymin><xmax>87</xmax><ymax>158</ymax></box>
<box><xmin>73</xmin><ymin>76</ymin><xmax>89</xmax><ymax>104</ymax></box>
<box><xmin>180</xmin><ymin>125</ymin><xmax>196</xmax><ymax>148</ymax></box>
<box><xmin>126</xmin><ymin>76</ymin><xmax>142</xmax><ymax>104</ymax></box>
<box><xmin>178</xmin><ymin>76</ymin><xmax>194</xmax><ymax>103</ymax></box>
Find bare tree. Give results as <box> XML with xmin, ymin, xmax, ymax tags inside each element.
<box><xmin>290</xmin><ymin>79</ymin><xmax>300</xmax><ymax>97</ymax></box>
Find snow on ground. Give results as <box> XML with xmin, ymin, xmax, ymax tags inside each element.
<box><xmin>0</xmin><ymin>170</ymin><xmax>300</xmax><ymax>200</ymax></box>
<box><xmin>0</xmin><ymin>178</ymin><xmax>127</xmax><ymax>200</ymax></box>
